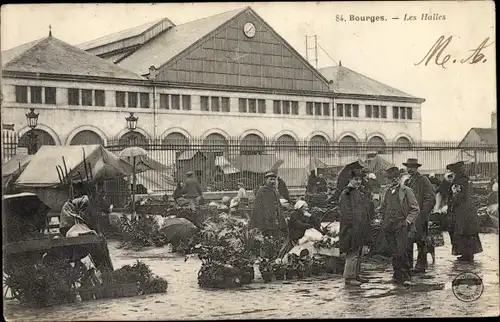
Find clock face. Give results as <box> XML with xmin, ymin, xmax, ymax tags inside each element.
<box><xmin>243</xmin><ymin>22</ymin><xmax>256</xmax><ymax>38</ymax></box>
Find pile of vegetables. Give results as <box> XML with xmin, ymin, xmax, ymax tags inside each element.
<box><xmin>5</xmin><ymin>259</ymin><xmax>167</xmax><ymax>307</ymax></box>
<box><xmin>257</xmin><ymin>236</ymin><xmax>287</xmax><ymax>283</ymax></box>
<box><xmin>117</xmin><ymin>215</ymin><xmax>168</xmax><ymax>250</ymax></box>
<box><xmin>313</xmin><ymin>235</ymin><xmax>339</xmax><ymax>249</ymax></box>
<box><xmin>102</xmin><ymin>261</ymin><xmax>168</xmax><ymax>296</ymax></box>
<box><xmin>195</xmin><ymin>213</ymin><xmax>264</xmax><ymax>289</ymax></box>
<box><xmin>4</xmin><ymin>258</ymin><xmax>80</xmax><ymax>307</ymax></box>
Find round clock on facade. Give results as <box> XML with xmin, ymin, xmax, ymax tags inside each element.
<box><xmin>243</xmin><ymin>22</ymin><xmax>256</xmax><ymax>38</ymax></box>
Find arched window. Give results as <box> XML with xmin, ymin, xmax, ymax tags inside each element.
<box><xmin>18</xmin><ymin>129</ymin><xmax>56</xmax><ymax>153</ymax></box>
<box><xmin>70</xmin><ymin>130</ymin><xmax>104</xmax><ymax>145</ymax></box>
<box><xmin>203</xmin><ymin>133</ymin><xmax>229</xmax><ymax>154</ymax></box>
<box><xmin>275</xmin><ymin>134</ymin><xmax>298</xmax><ymax>152</ymax></box>
<box><xmin>240</xmin><ymin>134</ymin><xmax>265</xmax><ymax>155</ymax></box>
<box><xmin>338</xmin><ymin>135</ymin><xmax>359</xmax><ymax>156</ymax></box>
<box><xmin>309</xmin><ymin>135</ymin><xmax>329</xmax><ymax>157</ymax></box>
<box><xmin>119</xmin><ymin>131</ymin><xmax>148</xmax><ymax>147</ymax></box>
<box><xmin>395</xmin><ymin>136</ymin><xmax>412</xmax><ymax>150</ymax></box>
<box><xmin>162</xmin><ymin>132</ymin><xmax>189</xmax><ymax>150</ymax></box>
<box><xmin>367</xmin><ymin>136</ymin><xmax>387</xmax><ymax>154</ymax></box>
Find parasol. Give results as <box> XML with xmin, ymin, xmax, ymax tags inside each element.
<box><xmin>119</xmin><ymin>147</ymin><xmax>148</xmax><ymax>214</ymax></box>
<box><xmin>159</xmin><ymin>217</ymin><xmax>198</xmax><ymax>243</ymax></box>
<box><xmin>336</xmin><ymin>160</ymin><xmax>367</xmax><ymax>192</ymax></box>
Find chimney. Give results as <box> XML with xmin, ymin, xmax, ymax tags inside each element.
<box><xmin>492</xmin><ymin>112</ymin><xmax>497</xmax><ymax>129</ymax></box>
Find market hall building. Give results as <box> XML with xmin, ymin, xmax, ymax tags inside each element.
<box><xmin>1</xmin><ymin>6</ymin><xmax>424</xmax><ymax>157</ymax></box>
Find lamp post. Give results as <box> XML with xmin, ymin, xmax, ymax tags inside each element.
<box><xmin>125</xmin><ymin>112</ymin><xmax>139</xmax><ymax>146</ymax></box>
<box><xmin>125</xmin><ymin>112</ymin><xmax>139</xmax><ymax>214</ymax></box>
<box><xmin>25</xmin><ymin>108</ymin><xmax>39</xmax><ymax>155</ymax></box>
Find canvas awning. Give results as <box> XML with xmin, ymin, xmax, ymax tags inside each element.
<box><xmin>364</xmin><ymin>155</ymin><xmax>394</xmax><ymax>174</ymax></box>
<box><xmin>14</xmin><ymin>145</ymin><xmax>135</xmax><ymax>188</ymax></box>
<box><xmin>133</xmin><ymin>170</ymin><xmax>176</xmax><ymax>192</ymax></box>
<box><xmin>2</xmin><ymin>154</ymin><xmax>33</xmax><ymax>177</ymax></box>
<box><xmin>229</xmin><ymin>155</ymin><xmax>278</xmax><ymax>174</ymax></box>
<box><xmin>2</xmin><ymin>154</ymin><xmax>33</xmax><ymax>188</ymax></box>
<box><xmin>215</xmin><ymin>156</ymin><xmax>239</xmax><ymax>174</ymax></box>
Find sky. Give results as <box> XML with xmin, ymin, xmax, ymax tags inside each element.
<box><xmin>1</xmin><ymin>1</ymin><xmax>496</xmax><ymax>141</ymax></box>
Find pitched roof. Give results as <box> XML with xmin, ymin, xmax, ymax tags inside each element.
<box><xmin>78</xmin><ymin>18</ymin><xmax>169</xmax><ymax>50</ymax></box>
<box><xmin>1</xmin><ymin>37</ymin><xmax>45</xmax><ymax>65</ymax></box>
<box><xmin>459</xmin><ymin>128</ymin><xmax>498</xmax><ymax>147</ymax></box>
<box><xmin>318</xmin><ymin>65</ymin><xmax>419</xmax><ymax>99</ymax></box>
<box><xmin>471</xmin><ymin>128</ymin><xmax>497</xmax><ymax>145</ymax></box>
<box><xmin>2</xmin><ymin>36</ymin><xmax>145</xmax><ymax>80</ymax></box>
<box><xmin>117</xmin><ymin>7</ymin><xmax>246</xmax><ymax>75</ymax></box>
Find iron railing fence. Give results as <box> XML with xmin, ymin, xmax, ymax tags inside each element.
<box><xmin>2</xmin><ymin>132</ymin><xmax>497</xmax><ymax>208</ymax></box>
<box><xmin>102</xmin><ymin>137</ymin><xmax>497</xmax><ymax>207</ymax></box>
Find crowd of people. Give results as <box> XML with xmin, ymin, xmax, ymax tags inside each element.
<box><xmin>171</xmin><ymin>158</ymin><xmax>486</xmax><ymax>287</ymax></box>
<box><xmin>248</xmin><ymin>158</ymin><xmax>484</xmax><ymax>287</ymax></box>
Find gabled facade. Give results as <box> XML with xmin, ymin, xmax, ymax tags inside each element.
<box><xmin>2</xmin><ymin>6</ymin><xmax>426</xmax><ymax>162</ymax></box>
<box><xmin>151</xmin><ymin>8</ymin><xmax>330</xmax><ymax>94</ymax></box>
<box><xmin>114</xmin><ymin>7</ymin><xmax>330</xmax><ymax>95</ymax></box>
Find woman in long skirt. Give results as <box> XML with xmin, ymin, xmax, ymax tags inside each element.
<box><xmin>445</xmin><ymin>161</ymin><xmax>483</xmax><ymax>262</ymax></box>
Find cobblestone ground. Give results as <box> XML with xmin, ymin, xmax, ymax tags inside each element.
<box><xmin>4</xmin><ymin>234</ymin><xmax>499</xmax><ymax>320</ymax></box>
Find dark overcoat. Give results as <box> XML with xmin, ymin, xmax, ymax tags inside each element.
<box><xmin>339</xmin><ymin>186</ymin><xmax>372</xmax><ymax>253</ymax></box>
<box><xmin>406</xmin><ymin>172</ymin><xmax>436</xmax><ymax>240</ymax></box>
<box><xmin>447</xmin><ymin>175</ymin><xmax>480</xmax><ymax>236</ymax></box>
<box><xmin>250</xmin><ymin>184</ymin><xmax>287</xmax><ymax>234</ymax></box>
<box><xmin>277</xmin><ymin>178</ymin><xmax>290</xmax><ymax>201</ymax></box>
<box><xmin>447</xmin><ymin>174</ymin><xmax>483</xmax><ymax>255</ymax></box>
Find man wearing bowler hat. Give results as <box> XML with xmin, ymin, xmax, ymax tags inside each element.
<box><xmin>379</xmin><ymin>166</ymin><xmax>420</xmax><ymax>285</ymax></box>
<box><xmin>403</xmin><ymin>158</ymin><xmax>436</xmax><ymax>273</ymax></box>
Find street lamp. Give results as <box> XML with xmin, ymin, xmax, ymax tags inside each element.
<box><xmin>25</xmin><ymin>108</ymin><xmax>39</xmax><ymax>155</ymax></box>
<box><xmin>125</xmin><ymin>112</ymin><xmax>138</xmax><ymax>132</ymax></box>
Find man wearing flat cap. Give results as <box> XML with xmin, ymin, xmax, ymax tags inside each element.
<box><xmin>379</xmin><ymin>166</ymin><xmax>420</xmax><ymax>285</ymax></box>
<box><xmin>403</xmin><ymin>158</ymin><xmax>436</xmax><ymax>273</ymax></box>
<box><xmin>339</xmin><ymin>168</ymin><xmax>372</xmax><ymax>286</ymax></box>
<box><xmin>250</xmin><ymin>172</ymin><xmax>287</xmax><ymax>240</ymax></box>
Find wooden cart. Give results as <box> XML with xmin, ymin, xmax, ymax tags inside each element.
<box><xmin>2</xmin><ymin>193</ymin><xmax>114</xmax><ymax>303</ymax></box>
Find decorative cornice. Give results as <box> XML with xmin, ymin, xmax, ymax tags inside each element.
<box><xmin>2</xmin><ymin>70</ymin><xmax>148</xmax><ymax>86</ymax></box>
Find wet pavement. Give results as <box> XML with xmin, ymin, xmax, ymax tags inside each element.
<box><xmin>4</xmin><ymin>233</ymin><xmax>499</xmax><ymax>320</ymax></box>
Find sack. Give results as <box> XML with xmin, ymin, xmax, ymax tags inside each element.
<box><xmin>66</xmin><ymin>223</ymin><xmax>96</xmax><ymax>237</ymax></box>
<box><xmin>229</xmin><ymin>198</ymin><xmax>239</xmax><ymax>209</ymax></box>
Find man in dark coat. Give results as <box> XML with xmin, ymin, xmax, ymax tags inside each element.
<box><xmin>339</xmin><ymin>169</ymin><xmax>372</xmax><ymax>286</ymax></box>
<box><xmin>250</xmin><ymin>172</ymin><xmax>287</xmax><ymax>239</ymax></box>
<box><xmin>446</xmin><ymin>161</ymin><xmax>483</xmax><ymax>262</ymax></box>
<box><xmin>379</xmin><ymin>167</ymin><xmax>420</xmax><ymax>285</ymax></box>
<box><xmin>403</xmin><ymin>158</ymin><xmax>436</xmax><ymax>273</ymax></box>
<box><xmin>306</xmin><ymin>170</ymin><xmax>318</xmax><ymax>194</ymax></box>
